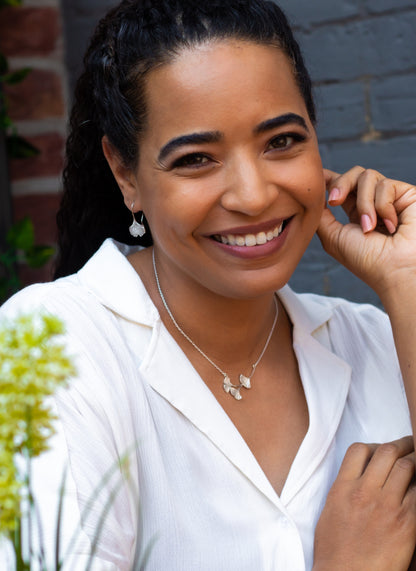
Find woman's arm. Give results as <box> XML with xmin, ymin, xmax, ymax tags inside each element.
<box><xmin>318</xmin><ymin>167</ymin><xmax>416</xmax><ymax>437</ymax></box>
<box><xmin>314</xmin><ymin>168</ymin><xmax>416</xmax><ymax>571</ymax></box>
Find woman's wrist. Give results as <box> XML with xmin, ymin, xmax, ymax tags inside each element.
<box><xmin>373</xmin><ymin>271</ymin><xmax>416</xmax><ymax>316</ymax></box>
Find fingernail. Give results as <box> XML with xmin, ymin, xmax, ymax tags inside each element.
<box><xmin>361</xmin><ymin>214</ymin><xmax>372</xmax><ymax>233</ymax></box>
<box><xmin>383</xmin><ymin>218</ymin><xmax>396</xmax><ymax>234</ymax></box>
<box><xmin>328</xmin><ymin>188</ymin><xmax>341</xmax><ymax>203</ymax></box>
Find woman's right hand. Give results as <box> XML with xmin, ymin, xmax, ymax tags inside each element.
<box><xmin>313</xmin><ymin>436</ymin><xmax>416</xmax><ymax>571</ymax></box>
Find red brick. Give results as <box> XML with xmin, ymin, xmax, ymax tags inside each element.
<box><xmin>9</xmin><ymin>133</ymin><xmax>65</xmax><ymax>181</ymax></box>
<box><xmin>12</xmin><ymin>193</ymin><xmax>61</xmax><ymax>286</ymax></box>
<box><xmin>12</xmin><ymin>193</ymin><xmax>61</xmax><ymax>245</ymax></box>
<box><xmin>0</xmin><ymin>7</ymin><xmax>60</xmax><ymax>57</ymax></box>
<box><xmin>5</xmin><ymin>69</ymin><xmax>65</xmax><ymax>120</ymax></box>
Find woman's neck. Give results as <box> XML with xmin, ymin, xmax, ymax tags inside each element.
<box><xmin>128</xmin><ymin>247</ymin><xmax>284</xmax><ymax>370</ymax></box>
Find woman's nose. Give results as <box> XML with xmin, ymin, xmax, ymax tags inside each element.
<box><xmin>220</xmin><ymin>156</ymin><xmax>278</xmax><ymax>216</ymax></box>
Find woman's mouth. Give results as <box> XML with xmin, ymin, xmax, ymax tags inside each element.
<box><xmin>212</xmin><ymin>220</ymin><xmax>287</xmax><ymax>247</ymax></box>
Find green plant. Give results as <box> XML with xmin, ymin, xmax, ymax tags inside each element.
<box><xmin>0</xmin><ymin>0</ymin><xmax>39</xmax><ymax>159</ymax></box>
<box><xmin>0</xmin><ymin>217</ymin><xmax>54</xmax><ymax>303</ymax></box>
<box><xmin>0</xmin><ymin>312</ymin><xmax>75</xmax><ymax>570</ymax></box>
<box><xmin>0</xmin><ymin>0</ymin><xmax>23</xmax><ymax>7</ymax></box>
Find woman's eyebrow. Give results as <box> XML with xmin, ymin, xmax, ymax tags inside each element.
<box><xmin>157</xmin><ymin>113</ymin><xmax>308</xmax><ymax>163</ymax></box>
<box><xmin>254</xmin><ymin>113</ymin><xmax>309</xmax><ymax>134</ymax></box>
<box><xmin>157</xmin><ymin>131</ymin><xmax>223</xmax><ymax>163</ymax></box>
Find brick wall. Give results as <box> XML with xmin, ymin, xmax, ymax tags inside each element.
<box><xmin>61</xmin><ymin>0</ymin><xmax>115</xmax><ymax>96</ymax></box>
<box><xmin>0</xmin><ymin>0</ymin><xmax>68</xmax><ymax>284</ymax></box>
<box><xmin>278</xmin><ymin>0</ymin><xmax>416</xmax><ymax>305</ymax></box>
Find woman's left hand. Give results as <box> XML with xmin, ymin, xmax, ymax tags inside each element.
<box><xmin>317</xmin><ymin>166</ymin><xmax>416</xmax><ymax>302</ymax></box>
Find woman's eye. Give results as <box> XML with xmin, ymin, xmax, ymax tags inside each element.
<box><xmin>171</xmin><ymin>153</ymin><xmax>210</xmax><ymax>169</ymax></box>
<box><xmin>267</xmin><ymin>133</ymin><xmax>305</xmax><ymax>151</ymax></box>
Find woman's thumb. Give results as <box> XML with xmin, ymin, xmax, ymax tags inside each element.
<box><xmin>316</xmin><ymin>207</ymin><xmax>346</xmax><ymax>264</ymax></box>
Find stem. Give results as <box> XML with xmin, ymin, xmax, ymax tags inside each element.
<box><xmin>13</xmin><ymin>519</ymin><xmax>30</xmax><ymax>571</ymax></box>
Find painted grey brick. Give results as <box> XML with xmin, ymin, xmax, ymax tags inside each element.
<box><xmin>300</xmin><ymin>13</ymin><xmax>416</xmax><ymax>82</ymax></box>
<box><xmin>290</xmin><ymin>235</ymin><xmax>382</xmax><ymax>305</ymax></box>
<box><xmin>324</xmin><ymin>135</ymin><xmax>416</xmax><ymax>182</ymax></box>
<box><xmin>277</xmin><ymin>0</ymin><xmax>361</xmax><ymax>27</ymax></box>
<box><xmin>318</xmin><ymin>143</ymin><xmax>331</xmax><ymax>169</ymax></box>
<box><xmin>60</xmin><ymin>0</ymin><xmax>416</xmax><ymax>305</ymax></box>
<box><xmin>62</xmin><ymin>0</ymin><xmax>116</xmax><ymax>17</ymax></box>
<box><xmin>364</xmin><ymin>0</ymin><xmax>416</xmax><ymax>14</ymax></box>
<box><xmin>371</xmin><ymin>74</ymin><xmax>416</xmax><ymax>133</ymax></box>
<box><xmin>315</xmin><ymin>82</ymin><xmax>367</xmax><ymax>141</ymax></box>
<box><xmin>62</xmin><ymin>0</ymin><xmax>118</xmax><ymax>94</ymax></box>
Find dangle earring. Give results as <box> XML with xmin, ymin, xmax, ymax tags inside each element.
<box><xmin>129</xmin><ymin>203</ymin><xmax>146</xmax><ymax>238</ymax></box>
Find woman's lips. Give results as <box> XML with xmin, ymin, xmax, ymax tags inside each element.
<box><xmin>209</xmin><ymin>217</ymin><xmax>293</xmax><ymax>259</ymax></box>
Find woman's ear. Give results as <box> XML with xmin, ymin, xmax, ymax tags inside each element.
<box><xmin>101</xmin><ymin>136</ymin><xmax>141</xmax><ymax>209</ymax></box>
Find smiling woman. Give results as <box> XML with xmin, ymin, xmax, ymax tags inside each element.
<box><xmin>2</xmin><ymin>1</ymin><xmax>416</xmax><ymax>570</ymax></box>
<box><xmin>102</xmin><ymin>41</ymin><xmax>324</xmax><ymax>301</ymax></box>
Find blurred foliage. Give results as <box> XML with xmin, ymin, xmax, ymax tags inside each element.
<box><xmin>0</xmin><ymin>0</ymin><xmax>50</xmax><ymax>306</ymax></box>
<box><xmin>0</xmin><ymin>218</ymin><xmax>54</xmax><ymax>303</ymax></box>
<box><xmin>0</xmin><ymin>312</ymin><xmax>74</xmax><ymax>571</ymax></box>
<box><xmin>0</xmin><ymin>0</ymin><xmax>23</xmax><ymax>7</ymax></box>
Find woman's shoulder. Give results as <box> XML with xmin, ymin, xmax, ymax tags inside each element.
<box><xmin>281</xmin><ymin>285</ymin><xmax>389</xmax><ymax>335</ymax></box>
<box><xmin>0</xmin><ymin>239</ymin><xmax>149</xmax><ymax>324</ymax></box>
<box><xmin>1</xmin><ymin>275</ymin><xmax>86</xmax><ymax>316</ymax></box>
<box><xmin>283</xmin><ymin>286</ymin><xmax>393</xmax><ymax>363</ymax></box>
<box><xmin>0</xmin><ymin>274</ymin><xmax>102</xmax><ymax>324</ymax></box>
<box><xmin>297</xmin><ymin>290</ymin><xmax>396</xmax><ymax>369</ymax></box>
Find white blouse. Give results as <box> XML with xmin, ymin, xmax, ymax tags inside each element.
<box><xmin>0</xmin><ymin>239</ymin><xmax>411</xmax><ymax>571</ymax></box>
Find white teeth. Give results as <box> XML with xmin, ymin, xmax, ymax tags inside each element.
<box><xmin>256</xmin><ymin>232</ymin><xmax>267</xmax><ymax>245</ymax></box>
<box><xmin>217</xmin><ymin>222</ymin><xmax>285</xmax><ymax>247</ymax></box>
<box><xmin>273</xmin><ymin>223</ymin><xmax>283</xmax><ymax>237</ymax></box>
<box><xmin>245</xmin><ymin>234</ymin><xmax>257</xmax><ymax>247</ymax></box>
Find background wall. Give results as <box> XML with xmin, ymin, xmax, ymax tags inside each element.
<box><xmin>3</xmin><ymin>0</ymin><xmax>415</xmax><ymax>304</ymax></box>
<box><xmin>0</xmin><ymin>0</ymin><xmax>68</xmax><ymax>284</ymax></box>
<box><xmin>278</xmin><ymin>0</ymin><xmax>416</xmax><ymax>305</ymax></box>
<box><xmin>60</xmin><ymin>0</ymin><xmax>416</xmax><ymax>307</ymax></box>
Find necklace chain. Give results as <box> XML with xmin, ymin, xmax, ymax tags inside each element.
<box><xmin>152</xmin><ymin>249</ymin><xmax>279</xmax><ymax>401</ymax></box>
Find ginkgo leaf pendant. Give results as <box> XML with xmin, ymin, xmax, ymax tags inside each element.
<box><xmin>230</xmin><ymin>387</ymin><xmax>242</xmax><ymax>400</ymax></box>
<box><xmin>223</xmin><ymin>375</ymin><xmax>233</xmax><ymax>394</ymax></box>
<box><xmin>223</xmin><ymin>374</ymin><xmax>251</xmax><ymax>400</ymax></box>
<box><xmin>239</xmin><ymin>374</ymin><xmax>251</xmax><ymax>389</ymax></box>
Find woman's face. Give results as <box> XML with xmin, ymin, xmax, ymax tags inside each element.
<box><xmin>129</xmin><ymin>41</ymin><xmax>325</xmax><ymax>299</ymax></box>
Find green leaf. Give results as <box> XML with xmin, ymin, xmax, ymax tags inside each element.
<box><xmin>0</xmin><ymin>113</ymin><xmax>12</xmax><ymax>130</ymax></box>
<box><xmin>0</xmin><ymin>53</ymin><xmax>8</xmax><ymax>76</ymax></box>
<box><xmin>6</xmin><ymin>134</ymin><xmax>40</xmax><ymax>158</ymax></box>
<box><xmin>6</xmin><ymin>218</ymin><xmax>35</xmax><ymax>251</ymax></box>
<box><xmin>0</xmin><ymin>0</ymin><xmax>23</xmax><ymax>7</ymax></box>
<box><xmin>2</xmin><ymin>67</ymin><xmax>31</xmax><ymax>85</ymax></box>
<box><xmin>25</xmin><ymin>245</ymin><xmax>54</xmax><ymax>268</ymax></box>
<box><xmin>0</xmin><ymin>249</ymin><xmax>17</xmax><ymax>268</ymax></box>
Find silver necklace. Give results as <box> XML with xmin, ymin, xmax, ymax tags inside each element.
<box><xmin>152</xmin><ymin>249</ymin><xmax>279</xmax><ymax>401</ymax></box>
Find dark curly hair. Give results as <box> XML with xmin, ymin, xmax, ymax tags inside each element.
<box><xmin>54</xmin><ymin>0</ymin><xmax>316</xmax><ymax>278</ymax></box>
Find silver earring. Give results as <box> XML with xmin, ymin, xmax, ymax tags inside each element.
<box><xmin>129</xmin><ymin>203</ymin><xmax>146</xmax><ymax>238</ymax></box>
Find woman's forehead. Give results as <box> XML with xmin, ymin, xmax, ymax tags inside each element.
<box><xmin>147</xmin><ymin>40</ymin><xmax>293</xmax><ymax>91</ymax></box>
<box><xmin>141</xmin><ymin>40</ymin><xmax>307</xmax><ymax>138</ymax></box>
